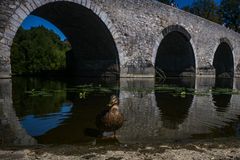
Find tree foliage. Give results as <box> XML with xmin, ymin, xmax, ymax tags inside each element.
<box><xmin>182</xmin><ymin>0</ymin><xmax>240</xmax><ymax>33</ymax></box>
<box><xmin>219</xmin><ymin>0</ymin><xmax>240</xmax><ymax>32</ymax></box>
<box><xmin>183</xmin><ymin>0</ymin><xmax>220</xmax><ymax>23</ymax></box>
<box><xmin>157</xmin><ymin>0</ymin><xmax>170</xmax><ymax>5</ymax></box>
<box><xmin>156</xmin><ymin>0</ymin><xmax>176</xmax><ymax>6</ymax></box>
<box><xmin>11</xmin><ymin>26</ymin><xmax>71</xmax><ymax>75</ymax></box>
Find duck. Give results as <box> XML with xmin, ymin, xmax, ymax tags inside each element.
<box><xmin>95</xmin><ymin>95</ymin><xmax>124</xmax><ymax>137</ymax></box>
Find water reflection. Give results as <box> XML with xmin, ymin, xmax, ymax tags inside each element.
<box><xmin>12</xmin><ymin>77</ymin><xmax>120</xmax><ymax>144</ymax></box>
<box><xmin>118</xmin><ymin>78</ymin><xmax>160</xmax><ymax>143</ymax></box>
<box><xmin>156</xmin><ymin>78</ymin><xmax>195</xmax><ymax>129</ymax></box>
<box><xmin>38</xmin><ymin>87</ymin><xmax>118</xmax><ymax>144</ymax></box>
<box><xmin>1</xmin><ymin>76</ymin><xmax>240</xmax><ymax>145</ymax></box>
<box><xmin>13</xmin><ymin>78</ymin><xmax>67</xmax><ymax>116</ymax></box>
<box><xmin>156</xmin><ymin>94</ymin><xmax>193</xmax><ymax>129</ymax></box>
<box><xmin>213</xmin><ymin>78</ymin><xmax>233</xmax><ymax>112</ymax></box>
<box><xmin>21</xmin><ymin>103</ymin><xmax>73</xmax><ymax>137</ymax></box>
<box><xmin>0</xmin><ymin>79</ymin><xmax>36</xmax><ymax>145</ymax></box>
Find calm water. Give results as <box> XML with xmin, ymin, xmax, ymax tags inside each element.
<box><xmin>1</xmin><ymin>76</ymin><xmax>240</xmax><ymax>145</ymax></box>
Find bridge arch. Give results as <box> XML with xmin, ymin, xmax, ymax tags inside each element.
<box><xmin>1</xmin><ymin>0</ymin><xmax>124</xmax><ymax>77</ymax></box>
<box><xmin>213</xmin><ymin>38</ymin><xmax>234</xmax><ymax>78</ymax></box>
<box><xmin>153</xmin><ymin>25</ymin><xmax>196</xmax><ymax>77</ymax></box>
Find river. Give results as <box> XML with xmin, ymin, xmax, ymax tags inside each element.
<box><xmin>1</xmin><ymin>76</ymin><xmax>240</xmax><ymax>145</ymax></box>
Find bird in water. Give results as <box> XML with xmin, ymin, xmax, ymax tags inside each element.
<box><xmin>95</xmin><ymin>95</ymin><xmax>124</xmax><ymax>137</ymax></box>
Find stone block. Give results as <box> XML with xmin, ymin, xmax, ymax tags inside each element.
<box><xmin>0</xmin><ymin>0</ymin><xmax>239</xmax><ymax>78</ymax></box>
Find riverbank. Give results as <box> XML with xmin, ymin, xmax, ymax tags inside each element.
<box><xmin>1</xmin><ymin>138</ymin><xmax>240</xmax><ymax>160</ymax></box>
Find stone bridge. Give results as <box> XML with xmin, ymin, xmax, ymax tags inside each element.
<box><xmin>0</xmin><ymin>0</ymin><xmax>240</xmax><ymax>78</ymax></box>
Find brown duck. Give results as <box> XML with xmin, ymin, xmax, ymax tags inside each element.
<box><xmin>96</xmin><ymin>95</ymin><xmax>124</xmax><ymax>137</ymax></box>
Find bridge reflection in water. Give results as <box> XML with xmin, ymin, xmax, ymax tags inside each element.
<box><xmin>1</xmin><ymin>77</ymin><xmax>240</xmax><ymax>145</ymax></box>
<box><xmin>118</xmin><ymin>77</ymin><xmax>240</xmax><ymax>143</ymax></box>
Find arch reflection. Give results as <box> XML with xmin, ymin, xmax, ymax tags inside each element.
<box><xmin>156</xmin><ymin>77</ymin><xmax>195</xmax><ymax>129</ymax></box>
<box><xmin>12</xmin><ymin>77</ymin><xmax>119</xmax><ymax>144</ymax></box>
<box><xmin>212</xmin><ymin>78</ymin><xmax>233</xmax><ymax>112</ymax></box>
<box><xmin>7</xmin><ymin>77</ymin><xmax>240</xmax><ymax>145</ymax></box>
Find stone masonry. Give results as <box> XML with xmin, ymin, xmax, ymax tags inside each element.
<box><xmin>0</xmin><ymin>0</ymin><xmax>239</xmax><ymax>78</ymax></box>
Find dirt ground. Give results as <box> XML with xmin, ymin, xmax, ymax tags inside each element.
<box><xmin>1</xmin><ymin>138</ymin><xmax>240</xmax><ymax>160</ymax></box>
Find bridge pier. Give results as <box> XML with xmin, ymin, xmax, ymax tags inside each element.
<box><xmin>196</xmin><ymin>68</ymin><xmax>216</xmax><ymax>77</ymax></box>
<box><xmin>0</xmin><ymin>43</ymin><xmax>11</xmax><ymax>78</ymax></box>
<box><xmin>0</xmin><ymin>0</ymin><xmax>239</xmax><ymax>79</ymax></box>
<box><xmin>120</xmin><ymin>58</ymin><xmax>155</xmax><ymax>78</ymax></box>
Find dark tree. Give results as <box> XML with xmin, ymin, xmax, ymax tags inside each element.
<box><xmin>157</xmin><ymin>0</ymin><xmax>177</xmax><ymax>6</ymax></box>
<box><xmin>183</xmin><ymin>0</ymin><xmax>220</xmax><ymax>23</ymax></box>
<box><xmin>11</xmin><ymin>26</ymin><xmax>71</xmax><ymax>75</ymax></box>
<box><xmin>219</xmin><ymin>0</ymin><xmax>240</xmax><ymax>32</ymax></box>
<box><xmin>156</xmin><ymin>0</ymin><xmax>170</xmax><ymax>5</ymax></box>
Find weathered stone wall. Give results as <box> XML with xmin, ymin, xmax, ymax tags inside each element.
<box><xmin>0</xmin><ymin>0</ymin><xmax>240</xmax><ymax>78</ymax></box>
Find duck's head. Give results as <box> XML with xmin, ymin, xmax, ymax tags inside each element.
<box><xmin>108</xmin><ymin>95</ymin><xmax>119</xmax><ymax>107</ymax></box>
